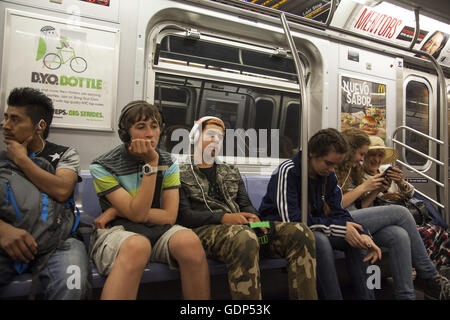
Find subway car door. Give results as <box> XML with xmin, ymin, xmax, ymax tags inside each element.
<box><xmin>401</xmin><ymin>68</ymin><xmax>439</xmax><ymax>203</ymax></box>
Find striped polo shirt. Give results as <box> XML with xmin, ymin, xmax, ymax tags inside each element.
<box><xmin>90</xmin><ymin>144</ymin><xmax>180</xmax><ymax>212</ymax></box>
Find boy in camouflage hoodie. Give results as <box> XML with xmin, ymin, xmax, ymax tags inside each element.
<box><xmin>177</xmin><ymin>116</ymin><xmax>317</xmax><ymax>299</ymax></box>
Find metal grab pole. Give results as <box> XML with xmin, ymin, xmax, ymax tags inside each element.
<box><xmin>325</xmin><ymin>0</ymin><xmax>337</xmax><ymax>28</ymax></box>
<box><xmin>409</xmin><ymin>8</ymin><xmax>420</xmax><ymax>50</ymax></box>
<box><xmin>280</xmin><ymin>13</ymin><xmax>309</xmax><ymax>224</ymax></box>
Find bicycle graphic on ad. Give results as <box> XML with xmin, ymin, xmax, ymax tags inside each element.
<box><xmin>43</xmin><ymin>39</ymin><xmax>87</xmax><ymax>73</ymax></box>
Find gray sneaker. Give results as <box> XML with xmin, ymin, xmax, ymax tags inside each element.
<box><xmin>439</xmin><ymin>266</ymin><xmax>450</xmax><ymax>279</ymax></box>
<box><xmin>424</xmin><ymin>274</ymin><xmax>450</xmax><ymax>300</ymax></box>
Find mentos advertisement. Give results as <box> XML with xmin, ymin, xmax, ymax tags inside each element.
<box><xmin>349</xmin><ymin>4</ymin><xmax>450</xmax><ymax>67</ymax></box>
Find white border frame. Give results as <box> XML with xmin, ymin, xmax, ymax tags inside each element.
<box><xmin>1</xmin><ymin>8</ymin><xmax>120</xmax><ymax>132</ymax></box>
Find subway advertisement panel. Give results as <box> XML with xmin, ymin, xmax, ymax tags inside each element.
<box><xmin>349</xmin><ymin>3</ymin><xmax>450</xmax><ymax>67</ymax></box>
<box><xmin>1</xmin><ymin>10</ymin><xmax>120</xmax><ymax>131</ymax></box>
<box><xmin>340</xmin><ymin>76</ymin><xmax>386</xmax><ymax>139</ymax></box>
<box><xmin>215</xmin><ymin>0</ymin><xmax>339</xmax><ymax>22</ymax></box>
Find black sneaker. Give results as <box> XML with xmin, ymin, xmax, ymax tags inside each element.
<box><xmin>424</xmin><ymin>274</ymin><xmax>450</xmax><ymax>300</ymax></box>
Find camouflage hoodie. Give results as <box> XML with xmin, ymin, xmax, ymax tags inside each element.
<box><xmin>179</xmin><ymin>163</ymin><xmax>243</xmax><ymax>215</ymax></box>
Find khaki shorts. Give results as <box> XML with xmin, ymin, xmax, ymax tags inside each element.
<box><xmin>90</xmin><ymin>224</ymin><xmax>188</xmax><ymax>276</ymax></box>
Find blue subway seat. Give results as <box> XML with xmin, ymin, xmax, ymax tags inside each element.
<box><xmin>7</xmin><ymin>172</ymin><xmax>436</xmax><ymax>298</ymax></box>
<box><xmin>0</xmin><ymin>172</ymin><xmax>286</xmax><ymax>298</ymax></box>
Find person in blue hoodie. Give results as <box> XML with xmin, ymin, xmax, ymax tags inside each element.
<box><xmin>259</xmin><ymin>128</ymin><xmax>381</xmax><ymax>299</ymax></box>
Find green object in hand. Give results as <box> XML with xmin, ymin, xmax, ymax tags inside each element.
<box><xmin>248</xmin><ymin>221</ymin><xmax>270</xmax><ymax>228</ymax></box>
<box><xmin>247</xmin><ymin>221</ymin><xmax>271</xmax><ymax>245</ymax></box>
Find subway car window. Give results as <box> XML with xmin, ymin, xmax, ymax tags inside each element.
<box><xmin>283</xmin><ymin>102</ymin><xmax>300</xmax><ymax>157</ymax></box>
<box><xmin>405</xmin><ymin>80</ymin><xmax>430</xmax><ymax>166</ymax></box>
<box><xmin>255</xmin><ymin>99</ymin><xmax>274</xmax><ymax>131</ymax></box>
<box><xmin>158</xmin><ymin>35</ymin><xmax>298</xmax><ymax>82</ymax></box>
<box><xmin>241</xmin><ymin>50</ymin><xmax>297</xmax><ymax>81</ymax></box>
<box><xmin>155</xmin><ymin>73</ymin><xmax>300</xmax><ymax>159</ymax></box>
<box><xmin>161</xmin><ymin>35</ymin><xmax>240</xmax><ymax>65</ymax></box>
<box><xmin>154</xmin><ymin>32</ymin><xmax>304</xmax><ymax>159</ymax></box>
<box><xmin>154</xmin><ymin>85</ymin><xmax>190</xmax><ymax>128</ymax></box>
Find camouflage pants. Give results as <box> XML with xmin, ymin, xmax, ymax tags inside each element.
<box><xmin>193</xmin><ymin>221</ymin><xmax>317</xmax><ymax>300</ymax></box>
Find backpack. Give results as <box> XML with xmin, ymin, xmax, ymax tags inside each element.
<box><xmin>374</xmin><ymin>196</ymin><xmax>432</xmax><ymax>226</ymax></box>
<box><xmin>406</xmin><ymin>198</ymin><xmax>432</xmax><ymax>226</ymax></box>
<box><xmin>0</xmin><ymin>155</ymin><xmax>80</xmax><ymax>298</ymax></box>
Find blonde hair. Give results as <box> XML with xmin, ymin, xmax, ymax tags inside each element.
<box><xmin>336</xmin><ymin>128</ymin><xmax>370</xmax><ymax>193</ymax></box>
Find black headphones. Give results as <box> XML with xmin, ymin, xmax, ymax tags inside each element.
<box><xmin>117</xmin><ymin>101</ymin><xmax>165</xmax><ymax>143</ymax></box>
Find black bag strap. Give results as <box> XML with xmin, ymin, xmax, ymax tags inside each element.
<box><xmin>150</xmin><ymin>173</ymin><xmax>164</xmax><ymax>209</ymax></box>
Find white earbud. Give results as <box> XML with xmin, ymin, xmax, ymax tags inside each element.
<box><xmin>37</xmin><ymin>119</ymin><xmax>44</xmax><ymax>130</ymax></box>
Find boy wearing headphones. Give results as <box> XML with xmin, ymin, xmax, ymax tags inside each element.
<box><xmin>89</xmin><ymin>101</ymin><xmax>210</xmax><ymax>300</ymax></box>
<box><xmin>177</xmin><ymin>116</ymin><xmax>317</xmax><ymax>300</ymax></box>
<box><xmin>0</xmin><ymin>87</ymin><xmax>90</xmax><ymax>299</ymax></box>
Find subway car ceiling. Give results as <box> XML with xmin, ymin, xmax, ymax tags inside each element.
<box><xmin>385</xmin><ymin>0</ymin><xmax>450</xmax><ymax>25</ymax></box>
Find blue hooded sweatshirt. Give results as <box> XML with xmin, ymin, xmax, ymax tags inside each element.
<box><xmin>258</xmin><ymin>151</ymin><xmax>369</xmax><ymax>237</ymax></box>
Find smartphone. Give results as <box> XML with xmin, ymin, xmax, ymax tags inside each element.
<box><xmin>381</xmin><ymin>166</ymin><xmax>393</xmax><ymax>177</ymax></box>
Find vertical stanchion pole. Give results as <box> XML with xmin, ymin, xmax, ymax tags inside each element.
<box><xmin>280</xmin><ymin>13</ymin><xmax>309</xmax><ymax>224</ymax></box>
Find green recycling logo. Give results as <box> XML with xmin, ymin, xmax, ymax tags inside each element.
<box><xmin>36</xmin><ymin>26</ymin><xmax>88</xmax><ymax>73</ymax></box>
